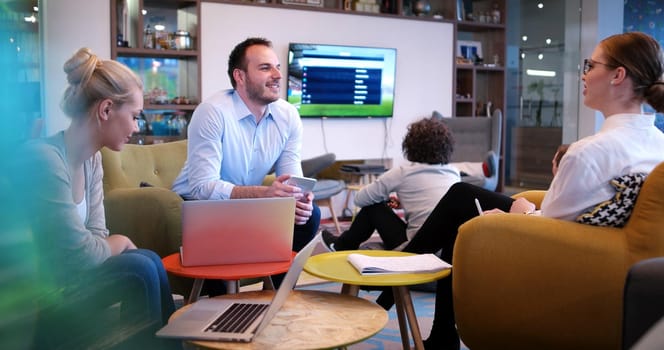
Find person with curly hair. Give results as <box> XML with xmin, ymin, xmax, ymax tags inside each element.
<box><xmin>321</xmin><ymin>116</ymin><xmax>460</xmax><ymax>251</ymax></box>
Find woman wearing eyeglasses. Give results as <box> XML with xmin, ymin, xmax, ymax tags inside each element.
<box><xmin>375</xmin><ymin>31</ymin><xmax>664</xmax><ymax>350</ymax></box>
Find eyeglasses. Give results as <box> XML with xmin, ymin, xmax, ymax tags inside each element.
<box><xmin>583</xmin><ymin>58</ymin><xmax>616</xmax><ymax>75</ymax></box>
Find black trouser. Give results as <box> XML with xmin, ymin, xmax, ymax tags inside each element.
<box><xmin>293</xmin><ymin>203</ymin><xmax>322</xmax><ymax>252</ymax></box>
<box><xmin>263</xmin><ymin>204</ymin><xmax>321</xmax><ymax>289</ymax></box>
<box><xmin>334</xmin><ymin>202</ymin><xmax>408</xmax><ymax>250</ymax></box>
<box><xmin>377</xmin><ymin>182</ymin><xmax>514</xmax><ymax>342</ymax></box>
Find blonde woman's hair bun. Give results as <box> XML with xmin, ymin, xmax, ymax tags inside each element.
<box><xmin>63</xmin><ymin>47</ymin><xmax>100</xmax><ymax>87</ymax></box>
<box><xmin>60</xmin><ymin>47</ymin><xmax>142</xmax><ymax>119</ymax></box>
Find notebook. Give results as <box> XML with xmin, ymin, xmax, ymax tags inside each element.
<box><xmin>180</xmin><ymin>197</ymin><xmax>295</xmax><ymax>266</ymax></box>
<box><xmin>156</xmin><ymin>233</ymin><xmax>321</xmax><ymax>342</ymax></box>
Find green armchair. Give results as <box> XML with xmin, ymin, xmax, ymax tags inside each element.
<box><xmin>452</xmin><ymin>162</ymin><xmax>664</xmax><ymax>350</ymax></box>
<box><xmin>100</xmin><ymin>140</ymin><xmax>189</xmax><ymax>294</ymax></box>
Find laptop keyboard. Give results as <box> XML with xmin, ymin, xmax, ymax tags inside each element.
<box><xmin>205</xmin><ymin>303</ymin><xmax>269</xmax><ymax>333</ymax></box>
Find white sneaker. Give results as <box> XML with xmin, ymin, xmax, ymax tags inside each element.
<box><xmin>321</xmin><ymin>230</ymin><xmax>338</xmax><ymax>252</ymax></box>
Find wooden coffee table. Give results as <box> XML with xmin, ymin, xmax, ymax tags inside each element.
<box><xmin>168</xmin><ymin>290</ymin><xmax>388</xmax><ymax>350</ymax></box>
<box><xmin>304</xmin><ymin>250</ymin><xmax>451</xmax><ymax>350</ymax></box>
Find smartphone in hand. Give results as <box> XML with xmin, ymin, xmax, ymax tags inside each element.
<box><xmin>285</xmin><ymin>176</ymin><xmax>317</xmax><ymax>193</ymax></box>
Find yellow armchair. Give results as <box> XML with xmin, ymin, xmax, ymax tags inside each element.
<box><xmin>101</xmin><ymin>140</ymin><xmax>189</xmax><ymax>294</ymax></box>
<box><xmin>452</xmin><ymin>162</ymin><xmax>664</xmax><ymax>350</ymax></box>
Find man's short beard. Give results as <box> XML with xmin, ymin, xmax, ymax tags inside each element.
<box><xmin>247</xmin><ymin>87</ymin><xmax>278</xmax><ymax>105</ymax></box>
<box><xmin>245</xmin><ymin>77</ymin><xmax>279</xmax><ymax>105</ymax></box>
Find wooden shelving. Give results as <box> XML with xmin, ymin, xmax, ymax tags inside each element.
<box><xmin>202</xmin><ymin>0</ymin><xmax>506</xmax><ymax>119</ymax></box>
<box><xmin>114</xmin><ymin>47</ymin><xmax>199</xmax><ymax>58</ymax></box>
<box><xmin>451</xmin><ymin>0</ymin><xmax>506</xmax><ymax>190</ymax></box>
<box><xmin>110</xmin><ymin>0</ymin><xmax>200</xmax><ymax>144</ymax></box>
<box><xmin>109</xmin><ymin>0</ymin><xmax>507</xmax><ymax>178</ymax></box>
<box><xmin>143</xmin><ymin>103</ymin><xmax>198</xmax><ymax>111</ymax></box>
<box><xmin>453</xmin><ymin>0</ymin><xmax>506</xmax><ymax>118</ymax></box>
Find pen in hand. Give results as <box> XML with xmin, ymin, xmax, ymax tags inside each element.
<box><xmin>475</xmin><ymin>198</ymin><xmax>484</xmax><ymax>216</ymax></box>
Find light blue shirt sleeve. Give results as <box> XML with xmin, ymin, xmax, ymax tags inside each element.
<box><xmin>354</xmin><ymin>168</ymin><xmax>399</xmax><ymax>207</ymax></box>
<box><xmin>172</xmin><ymin>90</ymin><xmax>303</xmax><ymax>199</ymax></box>
<box><xmin>353</xmin><ymin>162</ymin><xmax>460</xmax><ymax>246</ymax></box>
<box><xmin>175</xmin><ymin>100</ymin><xmax>234</xmax><ymax>200</ymax></box>
<box><xmin>272</xmin><ymin>103</ymin><xmax>303</xmax><ymax>178</ymax></box>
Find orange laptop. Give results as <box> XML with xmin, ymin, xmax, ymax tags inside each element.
<box><xmin>180</xmin><ymin>197</ymin><xmax>295</xmax><ymax>267</ymax></box>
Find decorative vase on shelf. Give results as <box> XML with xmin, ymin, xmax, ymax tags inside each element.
<box><xmin>412</xmin><ymin>0</ymin><xmax>431</xmax><ymax>16</ymax></box>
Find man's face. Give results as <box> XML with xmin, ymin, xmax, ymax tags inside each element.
<box><xmin>237</xmin><ymin>45</ymin><xmax>282</xmax><ymax>105</ymax></box>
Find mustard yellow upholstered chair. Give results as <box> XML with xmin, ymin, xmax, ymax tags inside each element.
<box><xmin>101</xmin><ymin>140</ymin><xmax>189</xmax><ymax>294</ymax></box>
<box><xmin>452</xmin><ymin>162</ymin><xmax>664</xmax><ymax>350</ymax></box>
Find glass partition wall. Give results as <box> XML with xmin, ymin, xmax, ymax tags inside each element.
<box><xmin>505</xmin><ymin>0</ymin><xmax>581</xmax><ymax>190</ymax></box>
<box><xmin>1</xmin><ymin>2</ymin><xmax>42</xmax><ymax>349</ymax></box>
<box><xmin>1</xmin><ymin>0</ymin><xmax>42</xmax><ymax>143</ymax></box>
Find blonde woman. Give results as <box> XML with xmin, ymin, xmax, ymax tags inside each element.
<box><xmin>16</xmin><ymin>48</ymin><xmax>178</xmax><ymax>349</ymax></box>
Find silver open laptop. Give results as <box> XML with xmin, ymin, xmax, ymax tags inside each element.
<box><xmin>180</xmin><ymin>197</ymin><xmax>295</xmax><ymax>266</ymax></box>
<box><xmin>157</xmin><ymin>232</ymin><xmax>321</xmax><ymax>342</ymax></box>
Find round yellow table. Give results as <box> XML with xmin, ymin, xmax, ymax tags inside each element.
<box><xmin>304</xmin><ymin>250</ymin><xmax>451</xmax><ymax>350</ymax></box>
<box><xmin>169</xmin><ymin>290</ymin><xmax>388</xmax><ymax>350</ymax></box>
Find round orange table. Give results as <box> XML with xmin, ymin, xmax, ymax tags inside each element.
<box><xmin>162</xmin><ymin>252</ymin><xmax>295</xmax><ymax>304</ymax></box>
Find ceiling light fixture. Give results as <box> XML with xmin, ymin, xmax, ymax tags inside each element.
<box><xmin>527</xmin><ymin>69</ymin><xmax>556</xmax><ymax>77</ymax></box>
<box><xmin>151</xmin><ymin>59</ymin><xmax>162</xmax><ymax>73</ymax></box>
<box><xmin>522</xmin><ymin>35</ymin><xmax>528</xmax><ymax>42</ymax></box>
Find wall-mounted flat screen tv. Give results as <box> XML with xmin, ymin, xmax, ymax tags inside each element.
<box><xmin>287</xmin><ymin>43</ymin><xmax>396</xmax><ymax>118</ymax></box>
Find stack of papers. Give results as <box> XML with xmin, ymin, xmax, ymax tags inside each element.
<box><xmin>347</xmin><ymin>253</ymin><xmax>452</xmax><ymax>275</ymax></box>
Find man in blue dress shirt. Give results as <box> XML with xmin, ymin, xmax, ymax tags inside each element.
<box><xmin>173</xmin><ymin>37</ymin><xmax>320</xmax><ymax>258</ymax></box>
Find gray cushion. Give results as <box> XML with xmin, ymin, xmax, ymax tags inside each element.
<box><xmin>439</xmin><ymin>110</ymin><xmax>502</xmax><ymax>164</ymax></box>
<box><xmin>302</xmin><ymin>153</ymin><xmax>336</xmax><ymax>178</ymax></box>
<box><xmin>434</xmin><ymin>110</ymin><xmax>502</xmax><ymax>191</ymax></box>
<box><xmin>313</xmin><ymin>179</ymin><xmax>345</xmax><ymax>199</ymax></box>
